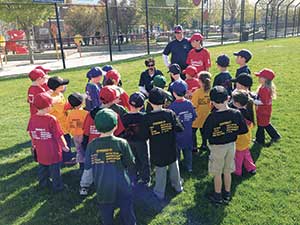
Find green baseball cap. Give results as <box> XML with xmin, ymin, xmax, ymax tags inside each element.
<box><xmin>94</xmin><ymin>108</ymin><xmax>118</xmax><ymax>133</ymax></box>
<box><xmin>152</xmin><ymin>75</ymin><xmax>166</xmax><ymax>88</ymax></box>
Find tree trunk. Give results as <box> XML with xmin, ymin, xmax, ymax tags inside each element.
<box><xmin>25</xmin><ymin>29</ymin><xmax>34</xmax><ymax>64</ymax></box>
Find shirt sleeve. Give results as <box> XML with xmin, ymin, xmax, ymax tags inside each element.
<box><xmin>84</xmin><ymin>144</ymin><xmax>92</xmax><ymax>170</ymax></box>
<box><xmin>202</xmin><ymin>114</ymin><xmax>213</xmax><ymax>141</ymax></box>
<box><xmin>171</xmin><ymin>111</ymin><xmax>184</xmax><ymax>132</ymax></box>
<box><xmin>186</xmin><ymin>51</ymin><xmax>191</xmax><ymax>65</ymax></box>
<box><xmin>237</xmin><ymin>112</ymin><xmax>249</xmax><ymax>135</ymax></box>
<box><xmin>162</xmin><ymin>42</ymin><xmax>171</xmax><ymax>55</ymax></box>
<box><xmin>205</xmin><ymin>50</ymin><xmax>211</xmax><ymax>70</ymax></box>
<box><xmin>138</xmin><ymin>72</ymin><xmax>145</xmax><ymax>87</ymax></box>
<box><xmin>89</xmin><ymin>85</ymin><xmax>101</xmax><ymax>108</ymax></box>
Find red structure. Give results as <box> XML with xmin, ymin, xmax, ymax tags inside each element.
<box><xmin>5</xmin><ymin>30</ymin><xmax>29</xmax><ymax>54</ymax></box>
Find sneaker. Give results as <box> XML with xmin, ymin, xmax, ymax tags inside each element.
<box><xmin>209</xmin><ymin>192</ymin><xmax>223</xmax><ymax>205</ymax></box>
<box><xmin>79</xmin><ymin>187</ymin><xmax>89</xmax><ymax>196</ymax></box>
<box><xmin>249</xmin><ymin>170</ymin><xmax>256</xmax><ymax>175</ymax></box>
<box><xmin>223</xmin><ymin>191</ymin><xmax>231</xmax><ymax>204</ymax></box>
<box><xmin>253</xmin><ymin>139</ymin><xmax>265</xmax><ymax>147</ymax></box>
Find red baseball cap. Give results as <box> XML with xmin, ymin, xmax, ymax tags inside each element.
<box><xmin>182</xmin><ymin>66</ymin><xmax>198</xmax><ymax>77</ymax></box>
<box><xmin>99</xmin><ymin>86</ymin><xmax>118</xmax><ymax>104</ymax></box>
<box><xmin>255</xmin><ymin>68</ymin><xmax>275</xmax><ymax>81</ymax></box>
<box><xmin>34</xmin><ymin>92</ymin><xmax>53</xmax><ymax>110</ymax></box>
<box><xmin>28</xmin><ymin>69</ymin><xmax>46</xmax><ymax>81</ymax></box>
<box><xmin>106</xmin><ymin>70</ymin><xmax>121</xmax><ymax>84</ymax></box>
<box><xmin>35</xmin><ymin>66</ymin><xmax>51</xmax><ymax>73</ymax></box>
<box><xmin>189</xmin><ymin>33</ymin><xmax>204</xmax><ymax>42</ymax></box>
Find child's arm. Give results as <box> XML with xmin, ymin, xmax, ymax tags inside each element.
<box><xmin>171</xmin><ymin>111</ymin><xmax>184</xmax><ymax>132</ymax></box>
<box><xmin>59</xmin><ymin>135</ymin><xmax>70</xmax><ymax>152</ymax></box>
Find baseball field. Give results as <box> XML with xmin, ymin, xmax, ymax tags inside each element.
<box><xmin>0</xmin><ymin>37</ymin><xmax>299</xmax><ymax>225</ymax></box>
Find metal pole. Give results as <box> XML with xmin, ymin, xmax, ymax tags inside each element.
<box><xmin>285</xmin><ymin>0</ymin><xmax>296</xmax><ymax>37</ymax></box>
<box><xmin>240</xmin><ymin>0</ymin><xmax>245</xmax><ymax>41</ymax></box>
<box><xmin>298</xmin><ymin>8</ymin><xmax>300</xmax><ymax>34</ymax></box>
<box><xmin>265</xmin><ymin>0</ymin><xmax>274</xmax><ymax>39</ymax></box>
<box><xmin>292</xmin><ymin>2</ymin><xmax>300</xmax><ymax>35</ymax></box>
<box><xmin>54</xmin><ymin>3</ymin><xmax>66</xmax><ymax>69</ymax></box>
<box><xmin>201</xmin><ymin>0</ymin><xmax>204</xmax><ymax>33</ymax></box>
<box><xmin>221</xmin><ymin>0</ymin><xmax>225</xmax><ymax>44</ymax></box>
<box><xmin>253</xmin><ymin>0</ymin><xmax>261</xmax><ymax>41</ymax></box>
<box><xmin>105</xmin><ymin>0</ymin><xmax>113</xmax><ymax>61</ymax></box>
<box><xmin>176</xmin><ymin>0</ymin><xmax>179</xmax><ymax>25</ymax></box>
<box><xmin>275</xmin><ymin>0</ymin><xmax>285</xmax><ymax>38</ymax></box>
<box><xmin>145</xmin><ymin>0</ymin><xmax>150</xmax><ymax>54</ymax></box>
<box><xmin>113</xmin><ymin>0</ymin><xmax>121</xmax><ymax>51</ymax></box>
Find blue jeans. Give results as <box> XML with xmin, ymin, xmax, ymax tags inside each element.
<box><xmin>38</xmin><ymin>162</ymin><xmax>63</xmax><ymax>191</ymax></box>
<box><xmin>178</xmin><ymin>147</ymin><xmax>193</xmax><ymax>171</ymax></box>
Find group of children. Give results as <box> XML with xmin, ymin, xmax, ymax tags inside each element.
<box><xmin>26</xmin><ymin>38</ymin><xmax>281</xmax><ymax>224</ymax></box>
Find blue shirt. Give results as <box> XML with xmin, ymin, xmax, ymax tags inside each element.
<box><xmin>169</xmin><ymin>99</ymin><xmax>196</xmax><ymax>148</ymax></box>
<box><xmin>213</xmin><ymin>72</ymin><xmax>233</xmax><ymax>95</ymax></box>
<box><xmin>85</xmin><ymin>82</ymin><xmax>102</xmax><ymax>111</ymax></box>
<box><xmin>236</xmin><ymin>65</ymin><xmax>251</xmax><ymax>78</ymax></box>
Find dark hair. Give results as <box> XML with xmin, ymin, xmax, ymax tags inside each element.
<box><xmin>199</xmin><ymin>71</ymin><xmax>211</xmax><ymax>92</ymax></box>
<box><xmin>145</xmin><ymin>58</ymin><xmax>155</xmax><ymax>67</ymax></box>
<box><xmin>104</xmin><ymin>78</ymin><xmax>114</xmax><ymax>86</ymax></box>
<box><xmin>232</xmin><ymin>90</ymin><xmax>249</xmax><ymax>107</ymax></box>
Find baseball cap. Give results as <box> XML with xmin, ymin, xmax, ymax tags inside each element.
<box><xmin>102</xmin><ymin>65</ymin><xmax>113</xmax><ymax>75</ymax></box>
<box><xmin>254</xmin><ymin>68</ymin><xmax>275</xmax><ymax>81</ymax></box>
<box><xmin>28</xmin><ymin>69</ymin><xmax>46</xmax><ymax>81</ymax></box>
<box><xmin>47</xmin><ymin>76</ymin><xmax>69</xmax><ymax>90</ymax></box>
<box><xmin>35</xmin><ymin>66</ymin><xmax>51</xmax><ymax>73</ymax></box>
<box><xmin>182</xmin><ymin>65</ymin><xmax>198</xmax><ymax>77</ymax></box>
<box><xmin>210</xmin><ymin>86</ymin><xmax>228</xmax><ymax>103</ymax></box>
<box><xmin>189</xmin><ymin>33</ymin><xmax>204</xmax><ymax>42</ymax></box>
<box><xmin>231</xmin><ymin>73</ymin><xmax>253</xmax><ymax>87</ymax></box>
<box><xmin>86</xmin><ymin>67</ymin><xmax>102</xmax><ymax>79</ymax></box>
<box><xmin>174</xmin><ymin>25</ymin><xmax>183</xmax><ymax>33</ymax></box>
<box><xmin>106</xmin><ymin>70</ymin><xmax>121</xmax><ymax>84</ymax></box>
<box><xmin>233</xmin><ymin>49</ymin><xmax>252</xmax><ymax>62</ymax></box>
<box><xmin>216</xmin><ymin>54</ymin><xmax>230</xmax><ymax>67</ymax></box>
<box><xmin>129</xmin><ymin>92</ymin><xmax>145</xmax><ymax>108</ymax></box>
<box><xmin>34</xmin><ymin>92</ymin><xmax>52</xmax><ymax>110</ymax></box>
<box><xmin>148</xmin><ymin>87</ymin><xmax>166</xmax><ymax>105</ymax></box>
<box><xmin>99</xmin><ymin>86</ymin><xmax>118</xmax><ymax>104</ymax></box>
<box><xmin>152</xmin><ymin>75</ymin><xmax>166</xmax><ymax>88</ymax></box>
<box><xmin>168</xmin><ymin>64</ymin><xmax>181</xmax><ymax>74</ymax></box>
<box><xmin>68</xmin><ymin>92</ymin><xmax>83</xmax><ymax>108</ymax></box>
<box><xmin>232</xmin><ymin>90</ymin><xmax>249</xmax><ymax>107</ymax></box>
<box><xmin>94</xmin><ymin>108</ymin><xmax>118</xmax><ymax>133</ymax></box>
<box><xmin>171</xmin><ymin>80</ymin><xmax>188</xmax><ymax>97</ymax></box>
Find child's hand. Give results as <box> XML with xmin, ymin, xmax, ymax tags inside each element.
<box><xmin>62</xmin><ymin>146</ymin><xmax>70</xmax><ymax>152</ymax></box>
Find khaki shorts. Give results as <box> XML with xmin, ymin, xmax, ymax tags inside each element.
<box><xmin>208</xmin><ymin>142</ymin><xmax>236</xmax><ymax>176</ymax></box>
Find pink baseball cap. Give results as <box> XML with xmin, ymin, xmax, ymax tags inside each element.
<box><xmin>28</xmin><ymin>69</ymin><xmax>46</xmax><ymax>81</ymax></box>
<box><xmin>255</xmin><ymin>68</ymin><xmax>275</xmax><ymax>81</ymax></box>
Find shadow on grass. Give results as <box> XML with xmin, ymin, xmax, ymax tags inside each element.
<box><xmin>0</xmin><ymin>141</ymin><xmax>31</xmax><ymax>159</ymax></box>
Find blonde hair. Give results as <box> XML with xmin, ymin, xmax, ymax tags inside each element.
<box><xmin>260</xmin><ymin>79</ymin><xmax>277</xmax><ymax>99</ymax></box>
<box><xmin>199</xmin><ymin>71</ymin><xmax>212</xmax><ymax>93</ymax></box>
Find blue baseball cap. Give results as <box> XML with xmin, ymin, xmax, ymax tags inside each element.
<box><xmin>129</xmin><ymin>92</ymin><xmax>145</xmax><ymax>108</ymax></box>
<box><xmin>171</xmin><ymin>80</ymin><xmax>188</xmax><ymax>96</ymax></box>
<box><xmin>216</xmin><ymin>54</ymin><xmax>230</xmax><ymax>67</ymax></box>
<box><xmin>233</xmin><ymin>49</ymin><xmax>252</xmax><ymax>62</ymax></box>
<box><xmin>86</xmin><ymin>67</ymin><xmax>102</xmax><ymax>79</ymax></box>
<box><xmin>168</xmin><ymin>63</ymin><xmax>181</xmax><ymax>74</ymax></box>
<box><xmin>102</xmin><ymin>65</ymin><xmax>113</xmax><ymax>73</ymax></box>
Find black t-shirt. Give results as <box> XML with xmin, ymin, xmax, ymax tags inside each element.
<box><xmin>139</xmin><ymin>69</ymin><xmax>163</xmax><ymax>93</ymax></box>
<box><xmin>213</xmin><ymin>72</ymin><xmax>233</xmax><ymax>95</ymax></box>
<box><xmin>163</xmin><ymin>38</ymin><xmax>192</xmax><ymax>70</ymax></box>
<box><xmin>203</xmin><ymin>108</ymin><xmax>248</xmax><ymax>145</ymax></box>
<box><xmin>236</xmin><ymin>65</ymin><xmax>251</xmax><ymax>78</ymax></box>
<box><xmin>122</xmin><ymin>112</ymin><xmax>147</xmax><ymax>142</ymax></box>
<box><xmin>143</xmin><ymin>109</ymin><xmax>184</xmax><ymax>167</ymax></box>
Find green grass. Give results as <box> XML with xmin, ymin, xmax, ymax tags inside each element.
<box><xmin>1</xmin><ymin>37</ymin><xmax>300</xmax><ymax>225</ymax></box>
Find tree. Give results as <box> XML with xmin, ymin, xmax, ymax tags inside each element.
<box><xmin>0</xmin><ymin>0</ymin><xmax>54</xmax><ymax>64</ymax></box>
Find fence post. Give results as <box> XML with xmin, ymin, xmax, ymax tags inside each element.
<box><xmin>145</xmin><ymin>0</ymin><xmax>150</xmax><ymax>54</ymax></box>
<box><xmin>113</xmin><ymin>0</ymin><xmax>121</xmax><ymax>51</ymax></box>
<box><xmin>253</xmin><ymin>0</ymin><xmax>261</xmax><ymax>41</ymax></box>
<box><xmin>285</xmin><ymin>0</ymin><xmax>296</xmax><ymax>37</ymax></box>
<box><xmin>292</xmin><ymin>3</ymin><xmax>300</xmax><ymax>36</ymax></box>
<box><xmin>176</xmin><ymin>0</ymin><xmax>179</xmax><ymax>25</ymax></box>
<box><xmin>105</xmin><ymin>0</ymin><xmax>113</xmax><ymax>61</ymax></box>
<box><xmin>265</xmin><ymin>0</ymin><xmax>274</xmax><ymax>39</ymax></box>
<box><xmin>221</xmin><ymin>0</ymin><xmax>225</xmax><ymax>44</ymax></box>
<box><xmin>298</xmin><ymin>8</ymin><xmax>300</xmax><ymax>35</ymax></box>
<box><xmin>240</xmin><ymin>0</ymin><xmax>245</xmax><ymax>41</ymax></box>
<box><xmin>275</xmin><ymin>0</ymin><xmax>285</xmax><ymax>38</ymax></box>
<box><xmin>54</xmin><ymin>3</ymin><xmax>66</xmax><ymax>69</ymax></box>
<box><xmin>201</xmin><ymin>0</ymin><xmax>204</xmax><ymax>33</ymax></box>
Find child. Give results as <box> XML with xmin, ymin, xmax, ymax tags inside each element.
<box><xmin>168</xmin><ymin>81</ymin><xmax>196</xmax><ymax>172</ymax></box>
<box><xmin>27</xmin><ymin>68</ymin><xmax>47</xmax><ymax>115</ymax></box>
<box><xmin>84</xmin><ymin>108</ymin><xmax>136</xmax><ymax>225</ymax></box>
<box><xmin>234</xmin><ymin>49</ymin><xmax>252</xmax><ymax>78</ymax></box>
<box><xmin>27</xmin><ymin>93</ymin><xmax>69</xmax><ymax>192</ymax></box>
<box><xmin>85</xmin><ymin>67</ymin><xmax>103</xmax><ymax>111</ymax></box>
<box><xmin>35</xmin><ymin>65</ymin><xmax>51</xmax><ymax>92</ymax></box>
<box><xmin>47</xmin><ymin>76</ymin><xmax>75</xmax><ymax>164</ymax></box>
<box><xmin>66</xmin><ymin>92</ymin><xmax>88</xmax><ymax>174</ymax></box>
<box><xmin>202</xmin><ymin>86</ymin><xmax>248</xmax><ymax>204</ymax></box>
<box><xmin>231</xmin><ymin>90</ymin><xmax>256</xmax><ymax>176</ymax></box>
<box><xmin>182</xmin><ymin>65</ymin><xmax>201</xmax><ymax>99</ymax></box>
<box><xmin>168</xmin><ymin>63</ymin><xmax>182</xmax><ymax>89</ymax></box>
<box><xmin>213</xmin><ymin>54</ymin><xmax>232</xmax><ymax>95</ymax></box>
<box><xmin>101</xmin><ymin>64</ymin><xmax>113</xmax><ymax>85</ymax></box>
<box><xmin>254</xmin><ymin>69</ymin><xmax>281</xmax><ymax>146</ymax></box>
<box><xmin>186</xmin><ymin>33</ymin><xmax>211</xmax><ymax>73</ymax></box>
<box><xmin>191</xmin><ymin>72</ymin><xmax>212</xmax><ymax>152</ymax></box>
<box><xmin>144</xmin><ymin>87</ymin><xmax>184</xmax><ymax>200</ymax></box>
<box><xmin>123</xmin><ymin>92</ymin><xmax>150</xmax><ymax>185</ymax></box>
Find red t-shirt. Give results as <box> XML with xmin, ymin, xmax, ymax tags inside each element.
<box><xmin>27</xmin><ymin>114</ymin><xmax>64</xmax><ymax>165</ymax></box>
<box><xmin>83</xmin><ymin>113</ymin><xmax>125</xmax><ymax>143</ymax></box>
<box><xmin>186</xmin><ymin>48</ymin><xmax>211</xmax><ymax>73</ymax></box>
<box><xmin>119</xmin><ymin>91</ymin><xmax>130</xmax><ymax>110</ymax></box>
<box><xmin>27</xmin><ymin>85</ymin><xmax>45</xmax><ymax>115</ymax></box>
<box><xmin>186</xmin><ymin>78</ymin><xmax>201</xmax><ymax>91</ymax></box>
<box><xmin>256</xmin><ymin>86</ymin><xmax>272</xmax><ymax>126</ymax></box>
<box><xmin>42</xmin><ymin>83</ymin><xmax>50</xmax><ymax>92</ymax></box>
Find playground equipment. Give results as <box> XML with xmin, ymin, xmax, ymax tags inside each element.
<box><xmin>5</xmin><ymin>30</ymin><xmax>28</xmax><ymax>54</ymax></box>
<box><xmin>0</xmin><ymin>35</ymin><xmax>7</xmax><ymax>68</ymax></box>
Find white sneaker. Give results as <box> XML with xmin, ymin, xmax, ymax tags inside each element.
<box><xmin>79</xmin><ymin>187</ymin><xmax>88</xmax><ymax>196</ymax></box>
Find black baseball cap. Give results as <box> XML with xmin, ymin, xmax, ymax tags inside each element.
<box><xmin>210</xmin><ymin>86</ymin><xmax>228</xmax><ymax>103</ymax></box>
<box><xmin>216</xmin><ymin>54</ymin><xmax>230</xmax><ymax>67</ymax></box>
<box><xmin>129</xmin><ymin>92</ymin><xmax>145</xmax><ymax>108</ymax></box>
<box><xmin>47</xmin><ymin>76</ymin><xmax>69</xmax><ymax>90</ymax></box>
<box><xmin>168</xmin><ymin>64</ymin><xmax>181</xmax><ymax>74</ymax></box>
<box><xmin>148</xmin><ymin>87</ymin><xmax>166</xmax><ymax>105</ymax></box>
<box><xmin>68</xmin><ymin>92</ymin><xmax>83</xmax><ymax>107</ymax></box>
<box><xmin>231</xmin><ymin>73</ymin><xmax>253</xmax><ymax>87</ymax></box>
<box><xmin>233</xmin><ymin>49</ymin><xmax>252</xmax><ymax>62</ymax></box>
<box><xmin>174</xmin><ymin>25</ymin><xmax>183</xmax><ymax>33</ymax></box>
<box><xmin>232</xmin><ymin>90</ymin><xmax>249</xmax><ymax>107</ymax></box>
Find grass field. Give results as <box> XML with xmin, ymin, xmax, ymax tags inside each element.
<box><xmin>0</xmin><ymin>37</ymin><xmax>300</xmax><ymax>225</ymax></box>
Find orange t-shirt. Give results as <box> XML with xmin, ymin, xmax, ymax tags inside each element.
<box><xmin>66</xmin><ymin>108</ymin><xmax>88</xmax><ymax>136</ymax></box>
<box><xmin>191</xmin><ymin>87</ymin><xmax>211</xmax><ymax>128</ymax></box>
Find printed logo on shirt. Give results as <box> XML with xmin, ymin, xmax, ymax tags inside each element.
<box><xmin>28</xmin><ymin>94</ymin><xmax>34</xmax><ymax>103</ymax></box>
<box><xmin>91</xmin><ymin>148</ymin><xmax>121</xmax><ymax>164</ymax></box>
<box><xmin>191</xmin><ymin>59</ymin><xmax>203</xmax><ymax>66</ymax></box>
<box><xmin>90</xmin><ymin>125</ymin><xmax>100</xmax><ymax>135</ymax></box>
<box><xmin>198</xmin><ymin>97</ymin><xmax>210</xmax><ymax>105</ymax></box>
<box><xmin>212</xmin><ymin>121</ymin><xmax>239</xmax><ymax>137</ymax></box>
<box><xmin>31</xmin><ymin>128</ymin><xmax>52</xmax><ymax>140</ymax></box>
<box><xmin>178</xmin><ymin>111</ymin><xmax>193</xmax><ymax>122</ymax></box>
<box><xmin>70</xmin><ymin>119</ymin><xmax>84</xmax><ymax>129</ymax></box>
<box><xmin>149</xmin><ymin>120</ymin><xmax>172</xmax><ymax>136</ymax></box>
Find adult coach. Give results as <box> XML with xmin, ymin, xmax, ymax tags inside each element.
<box><xmin>162</xmin><ymin>25</ymin><xmax>192</xmax><ymax>79</ymax></box>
